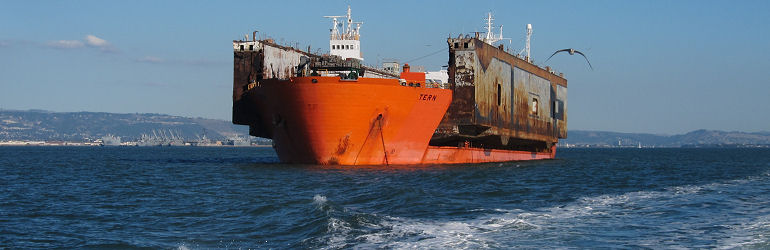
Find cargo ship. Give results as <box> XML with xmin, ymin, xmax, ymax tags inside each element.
<box><xmin>232</xmin><ymin>7</ymin><xmax>567</xmax><ymax>165</ymax></box>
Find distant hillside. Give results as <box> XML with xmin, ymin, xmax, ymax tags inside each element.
<box><xmin>562</xmin><ymin>129</ymin><xmax>770</xmax><ymax>147</ymax></box>
<box><xmin>0</xmin><ymin>110</ymin><xmax>249</xmax><ymax>141</ymax></box>
<box><xmin>672</xmin><ymin>129</ymin><xmax>770</xmax><ymax>146</ymax></box>
<box><xmin>3</xmin><ymin>109</ymin><xmax>768</xmax><ymax>147</ymax></box>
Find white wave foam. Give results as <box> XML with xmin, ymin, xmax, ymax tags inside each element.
<box><xmin>313</xmin><ymin>194</ymin><xmax>327</xmax><ymax>205</ymax></box>
<box><xmin>718</xmin><ymin>211</ymin><xmax>770</xmax><ymax>248</ymax></box>
<box><xmin>363</xmin><ymin>217</ymin><xmax>494</xmax><ymax>249</ymax></box>
<box><xmin>309</xmin><ymin>194</ymin><xmax>359</xmax><ymax>249</ymax></box>
<box><xmin>324</xmin><ymin>217</ymin><xmax>352</xmax><ymax>248</ymax></box>
<box><xmin>313</xmin><ymin>194</ymin><xmax>330</xmax><ymax>213</ymax></box>
<box><xmin>315</xmin><ymin>173</ymin><xmax>770</xmax><ymax>248</ymax></box>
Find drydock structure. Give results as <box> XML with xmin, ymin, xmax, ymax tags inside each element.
<box><xmin>232</xmin><ymin>8</ymin><xmax>567</xmax><ymax>165</ymax></box>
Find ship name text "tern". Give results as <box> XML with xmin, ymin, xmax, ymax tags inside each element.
<box><xmin>419</xmin><ymin>94</ymin><xmax>437</xmax><ymax>101</ymax></box>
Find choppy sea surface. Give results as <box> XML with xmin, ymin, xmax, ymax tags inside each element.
<box><xmin>1</xmin><ymin>146</ymin><xmax>769</xmax><ymax>248</ymax></box>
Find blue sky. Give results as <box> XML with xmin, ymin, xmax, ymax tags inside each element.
<box><xmin>1</xmin><ymin>0</ymin><xmax>768</xmax><ymax>134</ymax></box>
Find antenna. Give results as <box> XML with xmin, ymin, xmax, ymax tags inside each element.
<box><xmin>499</xmin><ymin>25</ymin><xmax>503</xmax><ymax>41</ymax></box>
<box><xmin>485</xmin><ymin>12</ymin><xmax>494</xmax><ymax>42</ymax></box>
<box><xmin>481</xmin><ymin>12</ymin><xmax>510</xmax><ymax>45</ymax></box>
<box><xmin>526</xmin><ymin>24</ymin><xmax>532</xmax><ymax>62</ymax></box>
<box><xmin>323</xmin><ymin>15</ymin><xmax>344</xmax><ymax>39</ymax></box>
<box><xmin>346</xmin><ymin>5</ymin><xmax>352</xmax><ymax>39</ymax></box>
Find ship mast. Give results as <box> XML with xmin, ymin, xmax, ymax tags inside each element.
<box><xmin>485</xmin><ymin>13</ymin><xmax>495</xmax><ymax>43</ymax></box>
<box><xmin>325</xmin><ymin>16</ymin><xmax>341</xmax><ymax>40</ymax></box>
<box><xmin>526</xmin><ymin>23</ymin><xmax>532</xmax><ymax>62</ymax></box>
<box><xmin>346</xmin><ymin>6</ymin><xmax>352</xmax><ymax>39</ymax></box>
<box><xmin>482</xmin><ymin>12</ymin><xmax>509</xmax><ymax>45</ymax></box>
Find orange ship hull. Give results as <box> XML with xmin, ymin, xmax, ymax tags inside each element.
<box><xmin>241</xmin><ymin>76</ymin><xmax>557</xmax><ymax>165</ymax></box>
<box><xmin>245</xmin><ymin>76</ymin><xmax>450</xmax><ymax>165</ymax></box>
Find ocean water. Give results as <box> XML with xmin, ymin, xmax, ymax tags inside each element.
<box><xmin>1</xmin><ymin>146</ymin><xmax>769</xmax><ymax>249</ymax></box>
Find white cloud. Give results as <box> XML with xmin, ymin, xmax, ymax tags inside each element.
<box><xmin>45</xmin><ymin>35</ymin><xmax>117</xmax><ymax>53</ymax></box>
<box><xmin>136</xmin><ymin>56</ymin><xmax>164</xmax><ymax>63</ymax></box>
<box><xmin>47</xmin><ymin>40</ymin><xmax>85</xmax><ymax>49</ymax></box>
<box><xmin>84</xmin><ymin>35</ymin><xmax>109</xmax><ymax>47</ymax></box>
<box><xmin>85</xmin><ymin>35</ymin><xmax>118</xmax><ymax>53</ymax></box>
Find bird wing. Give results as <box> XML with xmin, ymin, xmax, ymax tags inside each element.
<box><xmin>573</xmin><ymin>50</ymin><xmax>594</xmax><ymax>70</ymax></box>
<box><xmin>544</xmin><ymin>49</ymin><xmax>571</xmax><ymax>63</ymax></box>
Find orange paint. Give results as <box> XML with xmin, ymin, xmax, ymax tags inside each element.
<box><xmin>242</xmin><ymin>75</ymin><xmax>557</xmax><ymax>165</ymax></box>
<box><xmin>399</xmin><ymin>64</ymin><xmax>425</xmax><ymax>83</ymax></box>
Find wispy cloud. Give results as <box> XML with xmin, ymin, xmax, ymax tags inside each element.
<box><xmin>180</xmin><ymin>59</ymin><xmax>227</xmax><ymax>67</ymax></box>
<box><xmin>85</xmin><ymin>35</ymin><xmax>117</xmax><ymax>53</ymax></box>
<box><xmin>0</xmin><ymin>39</ymin><xmax>41</xmax><ymax>48</ymax></box>
<box><xmin>133</xmin><ymin>56</ymin><xmax>225</xmax><ymax>67</ymax></box>
<box><xmin>84</xmin><ymin>35</ymin><xmax>108</xmax><ymax>47</ymax></box>
<box><xmin>135</xmin><ymin>56</ymin><xmax>165</xmax><ymax>63</ymax></box>
<box><xmin>47</xmin><ymin>40</ymin><xmax>85</xmax><ymax>49</ymax></box>
<box><xmin>46</xmin><ymin>34</ymin><xmax>117</xmax><ymax>53</ymax></box>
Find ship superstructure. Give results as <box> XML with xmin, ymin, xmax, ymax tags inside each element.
<box><xmin>325</xmin><ymin>6</ymin><xmax>363</xmax><ymax>60</ymax></box>
<box><xmin>232</xmin><ymin>7</ymin><xmax>567</xmax><ymax>165</ymax></box>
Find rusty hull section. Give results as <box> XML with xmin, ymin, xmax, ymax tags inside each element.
<box><xmin>433</xmin><ymin>37</ymin><xmax>567</xmax><ymax>152</ymax></box>
<box><xmin>232</xmin><ymin>40</ymin><xmax>314</xmax><ymax>138</ymax></box>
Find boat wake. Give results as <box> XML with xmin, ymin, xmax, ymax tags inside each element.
<box><xmin>304</xmin><ymin>172</ymin><xmax>770</xmax><ymax>249</ymax></box>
